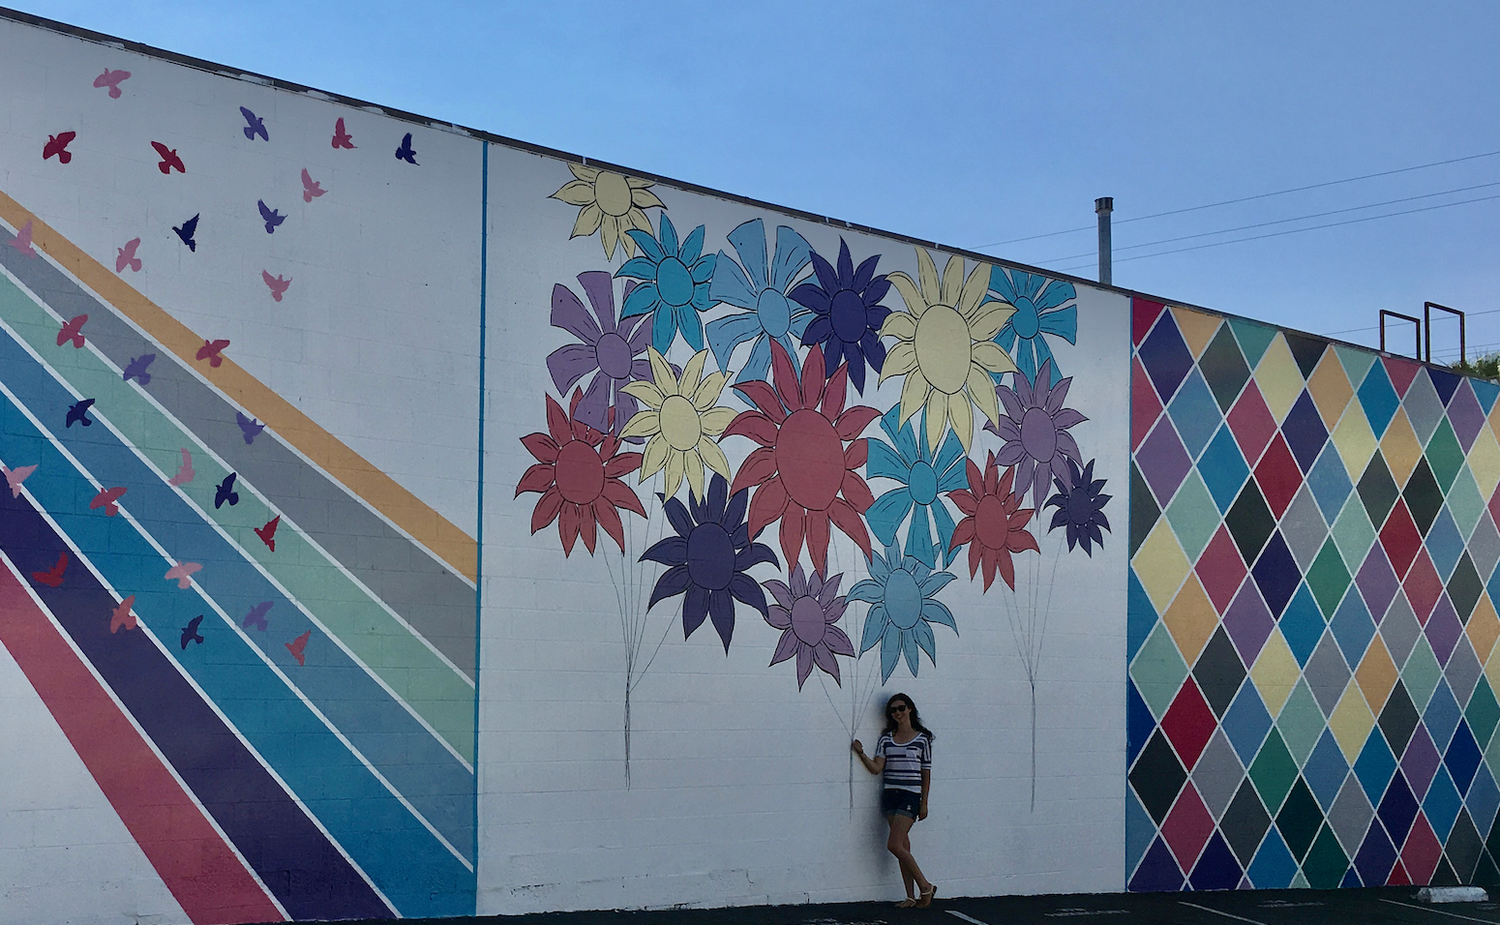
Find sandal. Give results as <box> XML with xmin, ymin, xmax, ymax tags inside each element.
<box><xmin>917</xmin><ymin>885</ymin><xmax>937</xmax><ymax>908</ymax></box>
<box><xmin>895</xmin><ymin>898</ymin><xmax>917</xmax><ymax>908</ymax></box>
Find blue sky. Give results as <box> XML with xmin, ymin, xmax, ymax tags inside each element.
<box><xmin>16</xmin><ymin>1</ymin><xmax>1500</xmax><ymax>362</ymax></box>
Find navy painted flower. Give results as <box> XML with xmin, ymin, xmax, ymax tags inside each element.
<box><xmin>616</xmin><ymin>213</ymin><xmax>718</xmax><ymax>354</ymax></box>
<box><xmin>642</xmin><ymin>473</ymin><xmax>778</xmax><ymax>652</ymax></box>
<box><xmin>764</xmin><ymin>565</ymin><xmax>856</xmax><ymax>689</ymax></box>
<box><xmin>849</xmin><ymin>538</ymin><xmax>957</xmax><ymax>682</ymax></box>
<box><xmin>863</xmin><ymin>405</ymin><xmax>966</xmax><ymax>569</ymax></box>
<box><xmin>791</xmin><ymin>238</ymin><xmax>891</xmax><ymax>394</ymax></box>
<box><xmin>545</xmin><ymin>272</ymin><xmax>650</xmax><ymax>437</ymax></box>
<box><xmin>990</xmin><ymin>267</ymin><xmax>1077</xmax><ymax>388</ymax></box>
<box><xmin>1044</xmin><ymin>457</ymin><xmax>1111</xmax><ymax>555</ymax></box>
<box><xmin>706</xmin><ymin>218</ymin><xmax>814</xmax><ymax>387</ymax></box>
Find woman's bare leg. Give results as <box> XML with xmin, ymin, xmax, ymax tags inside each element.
<box><xmin>886</xmin><ymin>815</ymin><xmax>916</xmax><ymax>900</ymax></box>
<box><xmin>886</xmin><ymin>814</ymin><xmax>932</xmax><ymax>896</ymax></box>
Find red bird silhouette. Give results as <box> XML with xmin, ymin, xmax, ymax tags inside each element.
<box><xmin>43</xmin><ymin>132</ymin><xmax>76</xmax><ymax>164</ymax></box>
<box><xmin>90</xmin><ymin>486</ymin><xmax>127</xmax><ymax>516</ymax></box>
<box><xmin>32</xmin><ymin>551</ymin><xmax>68</xmax><ymax>588</ymax></box>
<box><xmin>110</xmin><ymin>595</ymin><xmax>137</xmax><ymax>633</ymax></box>
<box><xmin>255</xmin><ymin>515</ymin><xmax>280</xmax><ymax>552</ymax></box>
<box><xmin>286</xmin><ymin>630</ymin><xmax>311</xmax><ymax>666</ymax></box>
<box><xmin>196</xmin><ymin>339</ymin><xmax>229</xmax><ymax>367</ymax></box>
<box><xmin>57</xmin><ymin>314</ymin><xmax>87</xmax><ymax>348</ymax></box>
<box><xmin>331</xmin><ymin>117</ymin><xmax>355</xmax><ymax>149</ymax></box>
<box><xmin>151</xmin><ymin>141</ymin><xmax>185</xmax><ymax>174</ymax></box>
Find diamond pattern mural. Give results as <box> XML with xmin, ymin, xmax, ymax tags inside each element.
<box><xmin>1129</xmin><ymin>298</ymin><xmax>1500</xmax><ymax>891</ymax></box>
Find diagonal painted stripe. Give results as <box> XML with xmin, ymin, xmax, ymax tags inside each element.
<box><xmin>0</xmin><ymin>220</ymin><xmax>479</xmax><ymax>678</ymax></box>
<box><xmin>0</xmin><ymin>191</ymin><xmax>478</xmax><ymax>583</ymax></box>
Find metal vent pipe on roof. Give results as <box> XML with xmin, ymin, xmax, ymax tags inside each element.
<box><xmin>1095</xmin><ymin>197</ymin><xmax>1113</xmax><ymax>286</ymax></box>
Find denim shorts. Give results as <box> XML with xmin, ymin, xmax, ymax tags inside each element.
<box><xmin>881</xmin><ymin>789</ymin><xmax>921</xmax><ymax>820</ymax></box>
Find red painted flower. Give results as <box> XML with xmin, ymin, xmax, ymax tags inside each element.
<box><xmin>947</xmin><ymin>451</ymin><xmax>1040</xmax><ymax>591</ymax></box>
<box><xmin>723</xmin><ymin>339</ymin><xmax>880</xmax><ymax>574</ymax></box>
<box><xmin>516</xmin><ymin>389</ymin><xmax>646</xmax><ymax>556</ymax></box>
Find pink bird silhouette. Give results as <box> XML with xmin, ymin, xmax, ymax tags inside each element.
<box><xmin>286</xmin><ymin>630</ymin><xmax>311</xmax><ymax>666</ymax></box>
<box><xmin>169</xmin><ymin>448</ymin><xmax>195</xmax><ymax>486</ymax></box>
<box><xmin>164</xmin><ymin>561</ymin><xmax>202</xmax><ymax>589</ymax></box>
<box><xmin>90</xmin><ymin>486</ymin><xmax>126</xmax><ymax>516</ymax></box>
<box><xmin>301</xmin><ymin>168</ymin><xmax>326</xmax><ymax>203</ymax></box>
<box><xmin>110</xmin><ymin>595</ymin><xmax>138</xmax><ymax>633</ymax></box>
<box><xmin>116</xmin><ymin>237</ymin><xmax>142</xmax><ymax>273</ymax></box>
<box><xmin>57</xmin><ymin>314</ymin><xmax>87</xmax><ymax>348</ymax></box>
<box><xmin>94</xmin><ymin>68</ymin><xmax>131</xmax><ymax>98</ymax></box>
<box><xmin>2</xmin><ymin>463</ymin><xmax>37</xmax><ymax>498</ymax></box>
<box><xmin>10</xmin><ymin>220</ymin><xmax>36</xmax><ymax>257</ymax></box>
<box><xmin>331</xmin><ymin>117</ymin><xmax>355</xmax><ymax>150</ymax></box>
<box><xmin>261</xmin><ymin>271</ymin><xmax>292</xmax><ymax>302</ymax></box>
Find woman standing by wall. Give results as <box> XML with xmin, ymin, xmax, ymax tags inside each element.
<box><xmin>852</xmin><ymin>693</ymin><xmax>936</xmax><ymax>908</ymax></box>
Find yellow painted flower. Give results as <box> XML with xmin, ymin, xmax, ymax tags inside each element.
<box><xmin>880</xmin><ymin>248</ymin><xmax>1018</xmax><ymax>453</ymax></box>
<box><xmin>550</xmin><ymin>164</ymin><xmax>665</xmax><ymax>260</ymax></box>
<box><xmin>620</xmin><ymin>348</ymin><xmax>736</xmax><ymax>501</ymax></box>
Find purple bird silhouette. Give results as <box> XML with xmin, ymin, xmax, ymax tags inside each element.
<box><xmin>240</xmin><ymin>107</ymin><xmax>268</xmax><ymax>141</ymax></box>
<box><xmin>123</xmin><ymin>353</ymin><xmax>155</xmax><ymax>385</ymax></box>
<box><xmin>257</xmin><ymin>200</ymin><xmax>284</xmax><ymax>234</ymax></box>
<box><xmin>236</xmin><ymin>411</ymin><xmax>266</xmax><ymax>444</ymax></box>
<box><xmin>395</xmin><ymin>132</ymin><xmax>417</xmax><ymax>165</ymax></box>
<box><xmin>173</xmin><ymin>214</ymin><xmax>199</xmax><ymax>252</ymax></box>
<box><xmin>180</xmin><ymin>614</ymin><xmax>204</xmax><ymax>649</ymax></box>
<box><xmin>242</xmin><ymin>601</ymin><xmax>273</xmax><ymax>631</ymax></box>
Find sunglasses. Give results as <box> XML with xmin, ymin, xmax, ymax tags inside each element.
<box><xmin>888</xmin><ymin>704</ymin><xmax>908</xmax><ymax>714</ymax></box>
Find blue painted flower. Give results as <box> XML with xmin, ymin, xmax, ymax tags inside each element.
<box><xmin>990</xmin><ymin>267</ymin><xmax>1077</xmax><ymax>388</ymax></box>
<box><xmin>706</xmin><ymin>218</ymin><xmax>814</xmax><ymax>388</ymax></box>
<box><xmin>1044</xmin><ymin>457</ymin><xmax>1111</xmax><ymax>556</ymax></box>
<box><xmin>849</xmin><ymin>538</ymin><xmax>958</xmax><ymax>682</ymax></box>
<box><xmin>617</xmin><ymin>213</ymin><xmax>718</xmax><ymax>354</ymax></box>
<box><xmin>791</xmin><ymin>239</ymin><xmax>891</xmax><ymax>394</ymax></box>
<box><xmin>863</xmin><ymin>405</ymin><xmax>967</xmax><ymax>569</ymax></box>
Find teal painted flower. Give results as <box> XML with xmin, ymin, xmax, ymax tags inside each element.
<box><xmin>706</xmin><ymin>218</ymin><xmax>814</xmax><ymax>386</ymax></box>
<box><xmin>849</xmin><ymin>538</ymin><xmax>958</xmax><ymax>682</ymax></box>
<box><xmin>863</xmin><ymin>405</ymin><xmax>966</xmax><ymax>569</ymax></box>
<box><xmin>617</xmin><ymin>213</ymin><xmax>718</xmax><ymax>354</ymax></box>
<box><xmin>990</xmin><ymin>267</ymin><xmax>1076</xmax><ymax>388</ymax></box>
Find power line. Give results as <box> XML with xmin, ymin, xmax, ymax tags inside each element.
<box><xmin>1328</xmin><ymin>306</ymin><xmax>1500</xmax><ymax>337</ymax></box>
<box><xmin>970</xmin><ymin>148</ymin><xmax>1500</xmax><ymax>250</ymax></box>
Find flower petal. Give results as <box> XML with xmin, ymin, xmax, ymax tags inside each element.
<box><xmin>770</xmin><ymin>628</ymin><xmax>800</xmax><ymax>664</ymax></box>
<box><xmin>731</xmin><ymin>445</ymin><xmax>779</xmax><ymax>494</ymax></box>
<box><xmin>570</xmin><ymin>202</ymin><xmax>604</xmax><ymax>238</ymax></box>
<box><xmin>697</xmin><ymin>435</ymin><xmax>732</xmax><ymax>483</ymax></box>
<box><xmin>722</xmin><ymin>410</ymin><xmax>778</xmax><ymax>447</ymax></box>
<box><xmin>835</xmin><ymin>406</ymin><xmax>880</xmax><ymax>441</ymax></box>
<box><xmin>747</xmin><ymin>476</ymin><xmax>789</xmax><ymax>538</ymax></box>
<box><xmin>515</xmin><ymin>463</ymin><xmax>555</xmax><ymax>496</ymax></box>
<box><xmin>728</xmin><ymin>573</ymin><xmax>769</xmax><ymax>618</ymax></box>
<box><xmin>618</xmin><ymin>409</ymin><xmax>660</xmax><ymax>441</ymax></box>
<box><xmin>888</xmin><ymin>271</ymin><xmax>926</xmax><ymax>318</ymax></box>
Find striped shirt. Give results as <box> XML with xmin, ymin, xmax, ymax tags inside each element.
<box><xmin>877</xmin><ymin>732</ymin><xmax>931</xmax><ymax>794</ymax></box>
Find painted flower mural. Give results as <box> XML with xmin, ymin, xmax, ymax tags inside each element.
<box><xmin>989</xmin><ymin>267</ymin><xmax>1077</xmax><ymax>388</ymax></box>
<box><xmin>722</xmin><ymin>340</ymin><xmax>880</xmax><ymax>575</ymax></box>
<box><xmin>1045</xmin><ymin>457</ymin><xmax>1111</xmax><ymax>555</ymax></box>
<box><xmin>620</xmin><ymin>348</ymin><xmax>736</xmax><ymax>502</ymax></box>
<box><xmin>790</xmin><ymin>238</ymin><xmax>892</xmax><ymax>395</ymax></box>
<box><xmin>706</xmin><ymin>218</ymin><xmax>814</xmax><ymax>386</ymax></box>
<box><xmin>642</xmin><ymin>474</ymin><xmax>778</xmax><ymax>652</ymax></box>
<box><xmin>850</xmin><ymin>539</ymin><xmax>958</xmax><ymax>682</ymax></box>
<box><xmin>880</xmin><ymin>248</ymin><xmax>1017</xmax><ymax>453</ymax></box>
<box><xmin>516</xmin><ymin>389</ymin><xmax>647</xmax><ymax>556</ymax></box>
<box><xmin>545</xmin><ymin>272</ymin><xmax>650</xmax><ymax>437</ymax></box>
<box><xmin>764</xmin><ymin>565</ymin><xmax>855</xmax><ymax>689</ymax></box>
<box><xmin>864</xmin><ymin>405</ymin><xmax>966</xmax><ymax>569</ymax></box>
<box><xmin>550</xmin><ymin>163</ymin><xmax>664</xmax><ymax>260</ymax></box>
<box><xmin>947</xmin><ymin>451</ymin><xmax>1040</xmax><ymax>592</ymax></box>
<box><xmin>616</xmin><ymin>213</ymin><xmax>718</xmax><ymax>354</ymax></box>
<box><xmin>986</xmin><ymin>359</ymin><xmax>1086</xmax><ymax>507</ymax></box>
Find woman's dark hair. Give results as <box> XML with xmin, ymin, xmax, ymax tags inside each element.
<box><xmin>882</xmin><ymin>692</ymin><xmax>934</xmax><ymax>741</ymax></box>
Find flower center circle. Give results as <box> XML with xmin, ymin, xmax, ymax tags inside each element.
<box><xmin>757</xmin><ymin>288</ymin><xmax>791</xmax><ymax>338</ymax></box>
<box><xmin>976</xmin><ymin>494</ymin><xmax>1009</xmax><ymax>549</ymax></box>
<box><xmin>656</xmin><ymin>257</ymin><xmax>694</xmax><ymax>307</ymax></box>
<box><xmin>659</xmin><ymin>395</ymin><xmax>702</xmax><ymax>452</ymax></box>
<box><xmin>790</xmin><ymin>596</ymin><xmax>827</xmax><ymax>646</ymax></box>
<box><xmin>885</xmin><ymin>568</ymin><xmax>923</xmax><ymax>630</ymax></box>
<box><xmin>594</xmin><ymin>172</ymin><xmax>633</xmax><ymax>217</ymax></box>
<box><xmin>907</xmin><ymin>460</ymin><xmax>938</xmax><ymax>505</ymax></box>
<box><xmin>1010</xmin><ymin>296</ymin><xmax>1040</xmax><ymax>339</ymax></box>
<box><xmin>686</xmin><ymin>522</ymin><xmax>735</xmax><ymax>590</ymax></box>
<box><xmin>595</xmin><ymin>331</ymin><xmax>634</xmax><ymax>379</ymax></box>
<box><xmin>914</xmin><ymin>305</ymin><xmax>971</xmax><ymax>394</ymax></box>
<box><xmin>1067</xmin><ymin>482</ymin><xmax>1092</xmax><ymax>524</ymax></box>
<box><xmin>830</xmin><ymin>288</ymin><xmax>869</xmax><ymax>344</ymax></box>
<box><xmin>1020</xmin><ymin>405</ymin><xmax>1058</xmax><ymax>463</ymax></box>
<box><xmin>775</xmin><ymin>409</ymin><xmax>844</xmax><ymax>512</ymax></box>
<box><xmin>554</xmin><ymin>440</ymin><xmax>605</xmax><ymax>505</ymax></box>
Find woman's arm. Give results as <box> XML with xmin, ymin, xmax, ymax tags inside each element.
<box><xmin>851</xmin><ymin>739</ymin><xmax>885</xmax><ymax>775</ymax></box>
<box><xmin>919</xmin><ymin>768</ymin><xmax>930</xmax><ymax>819</ymax></box>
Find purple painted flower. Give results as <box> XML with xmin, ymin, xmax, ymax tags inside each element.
<box><xmin>546</xmin><ymin>271</ymin><xmax>649</xmax><ymax>437</ymax></box>
<box><xmin>985</xmin><ymin>360</ymin><xmax>1086</xmax><ymax>507</ymax></box>
<box><xmin>791</xmin><ymin>238</ymin><xmax>892</xmax><ymax>394</ymax></box>
<box><xmin>642</xmin><ymin>473</ymin><xmax>779</xmax><ymax>652</ymax></box>
<box><xmin>1044</xmin><ymin>458</ymin><xmax>1111</xmax><ymax>556</ymax></box>
<box><xmin>764</xmin><ymin>565</ymin><xmax>856</xmax><ymax>689</ymax></box>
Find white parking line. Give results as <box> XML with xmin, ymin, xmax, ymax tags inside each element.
<box><xmin>1380</xmin><ymin>899</ymin><xmax>1500</xmax><ymax>923</ymax></box>
<box><xmin>948</xmin><ymin>912</ymin><xmax>993</xmax><ymax>925</ymax></box>
<box><xmin>1179</xmin><ymin>901</ymin><xmax>1269</xmax><ymax>924</ymax></box>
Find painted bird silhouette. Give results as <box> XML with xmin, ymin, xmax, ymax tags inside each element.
<box><xmin>262</xmin><ymin>270</ymin><xmax>291</xmax><ymax>301</ymax></box>
<box><xmin>152</xmin><ymin>141</ymin><xmax>185</xmax><ymax>174</ymax></box>
<box><xmin>123</xmin><ymin>353</ymin><xmax>155</xmax><ymax>385</ymax></box>
<box><xmin>168</xmin><ymin>448</ymin><xmax>196</xmax><ymax>486</ymax></box>
<box><xmin>395</xmin><ymin>132</ymin><xmax>417</xmax><ymax>165</ymax></box>
<box><xmin>10</xmin><ymin>221</ymin><xmax>36</xmax><ymax>257</ymax></box>
<box><xmin>43</xmin><ymin>131</ymin><xmax>76</xmax><ymax>164</ymax></box>
<box><xmin>180</xmin><ymin>614</ymin><xmax>204</xmax><ymax>649</ymax></box>
<box><xmin>239</xmin><ymin>106</ymin><xmax>268</xmax><ymax>141</ymax></box>
<box><xmin>215</xmin><ymin>472</ymin><xmax>239</xmax><ymax>509</ymax></box>
<box><xmin>110</xmin><ymin>595</ymin><xmax>137</xmax><ymax>633</ymax></box>
<box><xmin>236</xmin><ymin>411</ymin><xmax>266</xmax><ymax>444</ymax></box>
<box><xmin>242</xmin><ymin>600</ymin><xmax>272</xmax><ymax>631</ymax></box>
<box><xmin>93</xmin><ymin>68</ymin><xmax>131</xmax><ymax>98</ymax></box>
<box><xmin>31</xmin><ymin>550</ymin><xmax>67</xmax><ymax>588</ymax></box>
<box><xmin>196</xmin><ymin>339</ymin><xmax>229</xmax><ymax>367</ymax></box>
<box><xmin>3</xmin><ymin>463</ymin><xmax>37</xmax><ymax>498</ymax></box>
<box><xmin>257</xmin><ymin>200</ymin><xmax>284</xmax><ymax>234</ymax></box>
<box><xmin>116</xmin><ymin>237</ymin><xmax>142</xmax><ymax>272</ymax></box>
<box><xmin>164</xmin><ymin>561</ymin><xmax>201</xmax><ymax>589</ymax></box>
<box><xmin>331</xmin><ymin>117</ymin><xmax>355</xmax><ymax>149</ymax></box>
<box><xmin>90</xmin><ymin>486</ymin><xmax>126</xmax><ymax>516</ymax></box>
<box><xmin>286</xmin><ymin>629</ymin><xmax>311</xmax><ymax>666</ymax></box>
<box><xmin>66</xmin><ymin>398</ymin><xmax>96</xmax><ymax>428</ymax></box>
<box><xmin>57</xmin><ymin>314</ymin><xmax>87</xmax><ymax>348</ymax></box>
<box><xmin>255</xmin><ymin>515</ymin><xmax>280</xmax><ymax>552</ymax></box>
<box><xmin>300</xmin><ymin>168</ymin><xmax>326</xmax><ymax>202</ymax></box>
<box><xmin>173</xmin><ymin>214</ymin><xmax>199</xmax><ymax>252</ymax></box>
